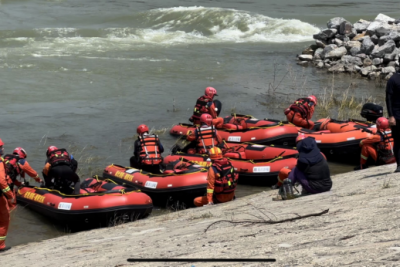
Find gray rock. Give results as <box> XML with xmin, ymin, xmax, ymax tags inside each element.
<box><xmin>387</xmin><ymin>61</ymin><xmax>397</xmax><ymax>67</ymax></box>
<box><xmin>345</xmin><ymin>41</ymin><xmax>361</xmax><ymax>50</ymax></box>
<box><xmin>314</xmin><ymin>48</ymin><xmax>324</xmax><ymax>59</ymax></box>
<box><xmin>344</xmin><ymin>64</ymin><xmax>357</xmax><ymax>73</ymax></box>
<box><xmin>361</xmin><ymin>65</ymin><xmax>377</xmax><ymax>76</ymax></box>
<box><xmin>325</xmin><ymin>46</ymin><xmax>347</xmax><ymax>59</ymax></box>
<box><xmin>321</xmin><ymin>44</ymin><xmax>337</xmax><ymax>58</ymax></box>
<box><xmin>357</xmin><ymin>53</ymin><xmax>368</xmax><ymax>59</ymax></box>
<box><xmin>361</xmin><ymin>36</ymin><xmax>375</xmax><ymax>54</ymax></box>
<box><xmin>375</xmin><ymin>13</ymin><xmax>395</xmax><ymax>23</ymax></box>
<box><xmin>363</xmin><ymin>58</ymin><xmax>373</xmax><ymax>66</ymax></box>
<box><xmin>334</xmin><ymin>38</ymin><xmax>344</xmax><ymax>46</ymax></box>
<box><xmin>325</xmin><ymin>63</ymin><xmax>331</xmax><ymax>68</ymax></box>
<box><xmin>371</xmin><ymin>35</ymin><xmax>379</xmax><ymax>45</ymax></box>
<box><xmin>297</xmin><ymin>61</ymin><xmax>309</xmax><ymax>67</ymax></box>
<box><xmin>383</xmin><ymin>48</ymin><xmax>399</xmax><ymax>62</ymax></box>
<box><xmin>341</xmin><ymin>55</ymin><xmax>363</xmax><ymax>66</ymax></box>
<box><xmin>346</xmin><ymin>28</ymin><xmax>357</xmax><ymax>39</ymax></box>
<box><xmin>395</xmin><ymin>19</ymin><xmax>400</xmax><ymax>25</ymax></box>
<box><xmin>366</xmin><ymin>21</ymin><xmax>392</xmax><ymax>36</ymax></box>
<box><xmin>385</xmin><ymin>73</ymin><xmax>393</xmax><ymax>80</ymax></box>
<box><xmin>335</xmin><ymin>34</ymin><xmax>345</xmax><ymax>40</ymax></box>
<box><xmin>328</xmin><ymin>63</ymin><xmax>345</xmax><ymax>73</ymax></box>
<box><xmin>313</xmin><ymin>28</ymin><xmax>337</xmax><ymax>41</ymax></box>
<box><xmin>369</xmin><ymin>72</ymin><xmax>377</xmax><ymax>79</ymax></box>
<box><xmin>382</xmin><ymin>66</ymin><xmax>396</xmax><ymax>74</ymax></box>
<box><xmin>378</xmin><ymin>35</ymin><xmax>391</xmax><ymax>46</ymax></box>
<box><xmin>298</xmin><ymin>54</ymin><xmax>313</xmax><ymax>61</ymax></box>
<box><xmin>353</xmin><ymin>19</ymin><xmax>371</xmax><ymax>33</ymax></box>
<box><xmin>302</xmin><ymin>45</ymin><xmax>317</xmax><ymax>55</ymax></box>
<box><xmin>324</xmin><ymin>59</ymin><xmax>331</xmax><ymax>63</ymax></box>
<box><xmin>371</xmin><ymin>40</ymin><xmax>396</xmax><ymax>58</ymax></box>
<box><xmin>339</xmin><ymin>21</ymin><xmax>353</xmax><ymax>35</ymax></box>
<box><xmin>327</xmin><ymin>17</ymin><xmax>347</xmax><ymax>30</ymax></box>
<box><xmin>372</xmin><ymin>58</ymin><xmax>383</xmax><ymax>65</ymax></box>
<box><xmin>354</xmin><ymin>65</ymin><xmax>361</xmax><ymax>72</ymax></box>
<box><xmin>376</xmin><ymin>25</ymin><xmax>393</xmax><ymax>37</ymax></box>
<box><xmin>315</xmin><ymin>39</ymin><xmax>327</xmax><ymax>48</ymax></box>
<box><xmin>388</xmin><ymin>31</ymin><xmax>400</xmax><ymax>41</ymax></box>
<box><xmin>317</xmin><ymin>61</ymin><xmax>324</xmax><ymax>68</ymax></box>
<box><xmin>349</xmin><ymin>47</ymin><xmax>361</xmax><ymax>56</ymax></box>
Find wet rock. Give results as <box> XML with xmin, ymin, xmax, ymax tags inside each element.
<box><xmin>382</xmin><ymin>66</ymin><xmax>396</xmax><ymax>74</ymax></box>
<box><xmin>315</xmin><ymin>39</ymin><xmax>327</xmax><ymax>48</ymax></box>
<box><xmin>313</xmin><ymin>29</ymin><xmax>337</xmax><ymax>41</ymax></box>
<box><xmin>317</xmin><ymin>61</ymin><xmax>324</xmax><ymax>68</ymax></box>
<box><xmin>375</xmin><ymin>13</ymin><xmax>395</xmax><ymax>23</ymax></box>
<box><xmin>369</xmin><ymin>72</ymin><xmax>377</xmax><ymax>79</ymax></box>
<box><xmin>325</xmin><ymin>46</ymin><xmax>347</xmax><ymax>59</ymax></box>
<box><xmin>339</xmin><ymin>21</ymin><xmax>353</xmax><ymax>35</ymax></box>
<box><xmin>363</xmin><ymin>58</ymin><xmax>373</xmax><ymax>66</ymax></box>
<box><xmin>297</xmin><ymin>61</ymin><xmax>309</xmax><ymax>67</ymax></box>
<box><xmin>372</xmin><ymin>58</ymin><xmax>383</xmax><ymax>65</ymax></box>
<box><xmin>298</xmin><ymin>54</ymin><xmax>313</xmax><ymax>61</ymax></box>
<box><xmin>328</xmin><ymin>63</ymin><xmax>345</xmax><ymax>73</ymax></box>
<box><xmin>341</xmin><ymin>55</ymin><xmax>363</xmax><ymax>66</ymax></box>
<box><xmin>352</xmin><ymin>32</ymin><xmax>366</xmax><ymax>41</ymax></box>
<box><xmin>327</xmin><ymin>17</ymin><xmax>347</xmax><ymax>30</ymax></box>
<box><xmin>354</xmin><ymin>65</ymin><xmax>361</xmax><ymax>72</ymax></box>
<box><xmin>353</xmin><ymin>19</ymin><xmax>371</xmax><ymax>33</ymax></box>
<box><xmin>302</xmin><ymin>45</ymin><xmax>317</xmax><ymax>55</ymax></box>
<box><xmin>344</xmin><ymin>64</ymin><xmax>358</xmax><ymax>73</ymax></box>
<box><xmin>361</xmin><ymin>65</ymin><xmax>377</xmax><ymax>76</ymax></box>
<box><xmin>371</xmin><ymin>40</ymin><xmax>396</xmax><ymax>58</ymax></box>
<box><xmin>314</xmin><ymin>48</ymin><xmax>324</xmax><ymax>59</ymax></box>
<box><xmin>371</xmin><ymin>35</ymin><xmax>379</xmax><ymax>45</ymax></box>
<box><xmin>378</xmin><ymin>35</ymin><xmax>391</xmax><ymax>46</ymax></box>
<box><xmin>349</xmin><ymin>47</ymin><xmax>361</xmax><ymax>56</ymax></box>
<box><xmin>361</xmin><ymin>36</ymin><xmax>375</xmax><ymax>54</ymax></box>
<box><xmin>325</xmin><ymin>63</ymin><xmax>331</xmax><ymax>68</ymax></box>
<box><xmin>334</xmin><ymin>38</ymin><xmax>343</xmax><ymax>46</ymax></box>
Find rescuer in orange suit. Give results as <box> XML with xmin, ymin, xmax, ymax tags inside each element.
<box><xmin>193</xmin><ymin>147</ymin><xmax>238</xmax><ymax>207</ymax></box>
<box><xmin>354</xmin><ymin>117</ymin><xmax>395</xmax><ymax>170</ymax></box>
<box><xmin>9</xmin><ymin>147</ymin><xmax>43</xmax><ymax>185</ymax></box>
<box><xmin>189</xmin><ymin>87</ymin><xmax>224</xmax><ymax>128</ymax></box>
<box><xmin>187</xmin><ymin>113</ymin><xmax>224</xmax><ymax>154</ymax></box>
<box><xmin>284</xmin><ymin>95</ymin><xmax>317</xmax><ymax>129</ymax></box>
<box><xmin>0</xmin><ymin>138</ymin><xmax>16</xmax><ymax>252</ymax></box>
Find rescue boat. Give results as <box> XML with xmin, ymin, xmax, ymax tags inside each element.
<box><xmin>170</xmin><ymin>121</ymin><xmax>299</xmax><ymax>146</ymax></box>
<box><xmin>16</xmin><ymin>180</ymin><xmax>153</xmax><ymax>228</ymax></box>
<box><xmin>102</xmin><ymin>162</ymin><xmax>208</xmax><ymax>206</ymax></box>
<box><xmin>299</xmin><ymin>118</ymin><xmax>377</xmax><ymax>157</ymax></box>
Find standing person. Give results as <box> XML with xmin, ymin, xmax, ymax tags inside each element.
<box><xmin>386</xmin><ymin>70</ymin><xmax>400</xmax><ymax>172</ymax></box>
<box><xmin>42</xmin><ymin>146</ymin><xmax>80</xmax><ymax>194</ymax></box>
<box><xmin>186</xmin><ymin>113</ymin><xmax>224</xmax><ymax>154</ymax></box>
<box><xmin>130</xmin><ymin>124</ymin><xmax>164</xmax><ymax>173</ymax></box>
<box><xmin>354</xmin><ymin>117</ymin><xmax>395</xmax><ymax>170</ymax></box>
<box><xmin>0</xmin><ymin>138</ymin><xmax>15</xmax><ymax>252</ymax></box>
<box><xmin>189</xmin><ymin>87</ymin><xmax>224</xmax><ymax>128</ymax></box>
<box><xmin>284</xmin><ymin>95</ymin><xmax>317</xmax><ymax>129</ymax></box>
<box><xmin>193</xmin><ymin>147</ymin><xmax>238</xmax><ymax>207</ymax></box>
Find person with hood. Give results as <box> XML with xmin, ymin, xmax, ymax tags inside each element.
<box><xmin>189</xmin><ymin>87</ymin><xmax>224</xmax><ymax>128</ymax></box>
<box><xmin>274</xmin><ymin>134</ymin><xmax>332</xmax><ymax>200</ymax></box>
<box><xmin>284</xmin><ymin>95</ymin><xmax>317</xmax><ymax>129</ymax></box>
<box><xmin>386</xmin><ymin>70</ymin><xmax>400</xmax><ymax>172</ymax></box>
<box><xmin>193</xmin><ymin>147</ymin><xmax>238</xmax><ymax>207</ymax></box>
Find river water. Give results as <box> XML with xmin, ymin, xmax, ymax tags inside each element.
<box><xmin>4</xmin><ymin>0</ymin><xmax>399</xmax><ymax>247</ymax></box>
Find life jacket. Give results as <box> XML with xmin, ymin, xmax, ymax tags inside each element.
<box><xmin>48</xmin><ymin>148</ymin><xmax>71</xmax><ymax>167</ymax></box>
<box><xmin>212</xmin><ymin>161</ymin><xmax>238</xmax><ymax>195</ymax></box>
<box><xmin>3</xmin><ymin>154</ymin><xmax>21</xmax><ymax>184</ymax></box>
<box><xmin>376</xmin><ymin>130</ymin><xmax>395</xmax><ymax>164</ymax></box>
<box><xmin>286</xmin><ymin>98</ymin><xmax>313</xmax><ymax>119</ymax></box>
<box><xmin>190</xmin><ymin>95</ymin><xmax>212</xmax><ymax>123</ymax></box>
<box><xmin>196</xmin><ymin>126</ymin><xmax>218</xmax><ymax>152</ymax></box>
<box><xmin>80</xmin><ymin>177</ymin><xmax>125</xmax><ymax>193</ymax></box>
<box><xmin>139</xmin><ymin>134</ymin><xmax>163</xmax><ymax>165</ymax></box>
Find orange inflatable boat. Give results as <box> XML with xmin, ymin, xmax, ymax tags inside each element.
<box><xmin>16</xmin><ymin>180</ymin><xmax>153</xmax><ymax>227</ymax></box>
<box><xmin>102</xmin><ymin>163</ymin><xmax>208</xmax><ymax>206</ymax></box>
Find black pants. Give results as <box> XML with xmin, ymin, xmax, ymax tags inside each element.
<box><xmin>391</xmin><ymin>120</ymin><xmax>400</xmax><ymax>166</ymax></box>
<box><xmin>129</xmin><ymin>156</ymin><xmax>163</xmax><ymax>174</ymax></box>
<box><xmin>46</xmin><ymin>165</ymin><xmax>80</xmax><ymax>194</ymax></box>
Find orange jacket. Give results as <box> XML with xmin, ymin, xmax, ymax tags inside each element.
<box><xmin>0</xmin><ymin>161</ymin><xmax>14</xmax><ymax>199</ymax></box>
<box><xmin>206</xmin><ymin>164</ymin><xmax>235</xmax><ymax>203</ymax></box>
<box><xmin>18</xmin><ymin>159</ymin><xmax>41</xmax><ymax>182</ymax></box>
<box><xmin>360</xmin><ymin>129</ymin><xmax>393</xmax><ymax>151</ymax></box>
<box><xmin>286</xmin><ymin>111</ymin><xmax>315</xmax><ymax>129</ymax></box>
<box><xmin>187</xmin><ymin>126</ymin><xmax>223</xmax><ymax>144</ymax></box>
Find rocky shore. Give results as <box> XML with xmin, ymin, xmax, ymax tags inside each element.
<box><xmin>297</xmin><ymin>14</ymin><xmax>400</xmax><ymax>80</ymax></box>
<box><xmin>3</xmin><ymin>164</ymin><xmax>400</xmax><ymax>266</ymax></box>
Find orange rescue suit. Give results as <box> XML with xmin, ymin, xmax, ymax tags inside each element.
<box><xmin>360</xmin><ymin>129</ymin><xmax>395</xmax><ymax>165</ymax></box>
<box><xmin>187</xmin><ymin>126</ymin><xmax>223</xmax><ymax>154</ymax></box>
<box><xmin>285</xmin><ymin>98</ymin><xmax>315</xmax><ymax>129</ymax></box>
<box><xmin>0</xmin><ymin>159</ymin><xmax>15</xmax><ymax>250</ymax></box>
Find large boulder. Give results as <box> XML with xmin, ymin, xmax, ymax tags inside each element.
<box><xmin>382</xmin><ymin>66</ymin><xmax>396</xmax><ymax>74</ymax></box>
<box><xmin>374</xmin><ymin>13</ymin><xmax>395</xmax><ymax>23</ymax></box>
<box><xmin>361</xmin><ymin>65</ymin><xmax>377</xmax><ymax>76</ymax></box>
<box><xmin>324</xmin><ymin>46</ymin><xmax>347</xmax><ymax>59</ymax></box>
<box><xmin>315</xmin><ymin>39</ymin><xmax>327</xmax><ymax>48</ymax></box>
<box><xmin>366</xmin><ymin>21</ymin><xmax>392</xmax><ymax>36</ymax></box>
<box><xmin>327</xmin><ymin>17</ymin><xmax>347</xmax><ymax>30</ymax></box>
<box><xmin>314</xmin><ymin>48</ymin><xmax>324</xmax><ymax>59</ymax></box>
<box><xmin>372</xmin><ymin>58</ymin><xmax>383</xmax><ymax>65</ymax></box>
<box><xmin>353</xmin><ymin>19</ymin><xmax>371</xmax><ymax>33</ymax></box>
<box><xmin>349</xmin><ymin>46</ymin><xmax>361</xmax><ymax>56</ymax></box>
<box><xmin>345</xmin><ymin>41</ymin><xmax>361</xmax><ymax>50</ymax></box>
<box><xmin>371</xmin><ymin>40</ymin><xmax>396</xmax><ymax>58</ymax></box>
<box><xmin>383</xmin><ymin>48</ymin><xmax>400</xmax><ymax>62</ymax></box>
<box><xmin>340</xmin><ymin>55</ymin><xmax>363</xmax><ymax>66</ymax></box>
<box><xmin>313</xmin><ymin>28</ymin><xmax>337</xmax><ymax>41</ymax></box>
<box><xmin>361</xmin><ymin>36</ymin><xmax>375</xmax><ymax>54</ymax></box>
<box><xmin>298</xmin><ymin>54</ymin><xmax>313</xmax><ymax>61</ymax></box>
<box><xmin>321</xmin><ymin>44</ymin><xmax>337</xmax><ymax>58</ymax></box>
<box><xmin>388</xmin><ymin>31</ymin><xmax>400</xmax><ymax>41</ymax></box>
<box><xmin>378</xmin><ymin>35</ymin><xmax>391</xmax><ymax>46</ymax></box>
<box><xmin>339</xmin><ymin>20</ymin><xmax>353</xmax><ymax>35</ymax></box>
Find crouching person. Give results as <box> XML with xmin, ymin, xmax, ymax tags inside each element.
<box><xmin>194</xmin><ymin>147</ymin><xmax>238</xmax><ymax>207</ymax></box>
<box><xmin>274</xmin><ymin>134</ymin><xmax>332</xmax><ymax>200</ymax></box>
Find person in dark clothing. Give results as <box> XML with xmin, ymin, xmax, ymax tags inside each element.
<box><xmin>274</xmin><ymin>135</ymin><xmax>332</xmax><ymax>199</ymax></box>
<box><xmin>130</xmin><ymin>124</ymin><xmax>165</xmax><ymax>173</ymax></box>
<box><xmin>386</xmin><ymin>70</ymin><xmax>400</xmax><ymax>173</ymax></box>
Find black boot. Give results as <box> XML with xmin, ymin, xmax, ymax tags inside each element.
<box><xmin>0</xmin><ymin>247</ymin><xmax>11</xmax><ymax>253</ymax></box>
<box><xmin>394</xmin><ymin>166</ymin><xmax>400</xmax><ymax>173</ymax></box>
<box><xmin>354</xmin><ymin>164</ymin><xmax>368</xmax><ymax>171</ymax></box>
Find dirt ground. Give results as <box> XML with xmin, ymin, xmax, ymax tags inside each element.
<box><xmin>3</xmin><ymin>164</ymin><xmax>400</xmax><ymax>267</ymax></box>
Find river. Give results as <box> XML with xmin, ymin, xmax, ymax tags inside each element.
<box><xmin>3</xmin><ymin>0</ymin><xmax>398</xmax><ymax>247</ymax></box>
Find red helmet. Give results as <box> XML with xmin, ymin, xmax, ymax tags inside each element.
<box><xmin>13</xmin><ymin>147</ymin><xmax>27</xmax><ymax>159</ymax></box>
<box><xmin>0</xmin><ymin>138</ymin><xmax>3</xmax><ymax>147</ymax></box>
<box><xmin>46</xmin><ymin>146</ymin><xmax>58</xmax><ymax>157</ymax></box>
<box><xmin>137</xmin><ymin>124</ymin><xmax>149</xmax><ymax>135</ymax></box>
<box><xmin>296</xmin><ymin>133</ymin><xmax>307</xmax><ymax>143</ymax></box>
<box><xmin>308</xmin><ymin>95</ymin><xmax>317</xmax><ymax>106</ymax></box>
<box><xmin>205</xmin><ymin>87</ymin><xmax>218</xmax><ymax>98</ymax></box>
<box><xmin>200</xmin><ymin>113</ymin><xmax>213</xmax><ymax>126</ymax></box>
<box><xmin>376</xmin><ymin>117</ymin><xmax>389</xmax><ymax>130</ymax></box>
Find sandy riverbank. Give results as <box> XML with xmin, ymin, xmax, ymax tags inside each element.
<box><xmin>3</xmin><ymin>164</ymin><xmax>400</xmax><ymax>267</ymax></box>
